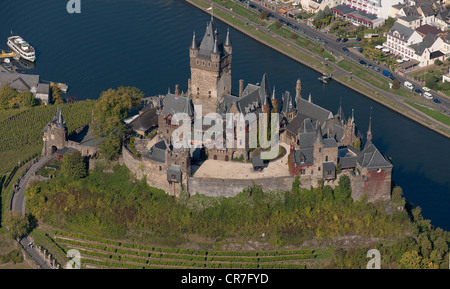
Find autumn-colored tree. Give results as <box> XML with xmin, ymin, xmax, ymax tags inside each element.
<box><xmin>93</xmin><ymin>86</ymin><xmax>143</xmax><ymax>137</ymax></box>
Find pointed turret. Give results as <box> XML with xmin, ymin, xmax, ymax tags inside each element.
<box><xmin>190</xmin><ymin>31</ymin><xmax>198</xmax><ymax>50</ymax></box>
<box><xmin>225</xmin><ymin>28</ymin><xmax>232</xmax><ymax>47</ymax></box>
<box><xmin>56</xmin><ymin>106</ymin><xmax>65</xmax><ymax>128</ymax></box>
<box><xmin>212</xmin><ymin>36</ymin><xmax>219</xmax><ymax>55</ymax></box>
<box><xmin>259</xmin><ymin>73</ymin><xmax>271</xmax><ymax>104</ymax></box>
<box><xmin>367</xmin><ymin>107</ymin><xmax>373</xmax><ymax>144</ymax></box>
<box><xmin>314</xmin><ymin>127</ymin><xmax>324</xmax><ymax>145</ymax></box>
<box><xmin>336</xmin><ymin>97</ymin><xmax>345</xmax><ymax>121</ymax></box>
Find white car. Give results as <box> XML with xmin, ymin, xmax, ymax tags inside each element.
<box><xmin>423</xmin><ymin>92</ymin><xmax>433</xmax><ymax>100</ymax></box>
<box><xmin>404</xmin><ymin>81</ymin><xmax>414</xmax><ymax>90</ymax></box>
<box><xmin>422</xmin><ymin>87</ymin><xmax>430</xmax><ymax>92</ymax></box>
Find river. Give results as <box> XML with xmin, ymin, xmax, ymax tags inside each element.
<box><xmin>0</xmin><ymin>0</ymin><xmax>449</xmax><ymax>230</ymax></box>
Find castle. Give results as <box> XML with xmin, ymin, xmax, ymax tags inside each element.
<box><xmin>44</xmin><ymin>18</ymin><xmax>393</xmax><ymax>202</ymax></box>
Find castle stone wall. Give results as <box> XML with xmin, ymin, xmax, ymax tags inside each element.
<box><xmin>188</xmin><ymin>175</ymin><xmax>295</xmax><ymax>197</ymax></box>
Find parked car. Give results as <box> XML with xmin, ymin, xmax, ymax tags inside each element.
<box><xmin>356</xmin><ymin>37</ymin><xmax>361</xmax><ymax>41</ymax></box>
<box><xmin>336</xmin><ymin>37</ymin><xmax>341</xmax><ymax>42</ymax></box>
<box><xmin>434</xmin><ymin>98</ymin><xmax>441</xmax><ymax>104</ymax></box>
<box><xmin>373</xmin><ymin>66</ymin><xmax>380</xmax><ymax>72</ymax></box>
<box><xmin>342</xmin><ymin>38</ymin><xmax>348</xmax><ymax>42</ymax></box>
<box><xmin>359</xmin><ymin>59</ymin><xmax>366</xmax><ymax>65</ymax></box>
<box><xmin>422</xmin><ymin>87</ymin><xmax>430</xmax><ymax>92</ymax></box>
<box><xmin>423</xmin><ymin>92</ymin><xmax>433</xmax><ymax>100</ymax></box>
<box><xmin>342</xmin><ymin>47</ymin><xmax>348</xmax><ymax>52</ymax></box>
<box><xmin>404</xmin><ymin>81</ymin><xmax>414</xmax><ymax>90</ymax></box>
<box><xmin>414</xmin><ymin>88</ymin><xmax>422</xmax><ymax>95</ymax></box>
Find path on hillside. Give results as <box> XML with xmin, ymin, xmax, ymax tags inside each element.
<box><xmin>10</xmin><ymin>154</ymin><xmax>56</xmax><ymax>269</ymax></box>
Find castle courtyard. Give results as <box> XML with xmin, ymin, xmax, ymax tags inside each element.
<box><xmin>192</xmin><ymin>143</ymin><xmax>291</xmax><ymax>179</ymax></box>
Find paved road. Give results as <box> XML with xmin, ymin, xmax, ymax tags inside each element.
<box><xmin>201</xmin><ymin>0</ymin><xmax>450</xmax><ymax>134</ymax></box>
<box><xmin>10</xmin><ymin>154</ymin><xmax>56</xmax><ymax>269</ymax></box>
<box><xmin>245</xmin><ymin>0</ymin><xmax>450</xmax><ymax>112</ymax></box>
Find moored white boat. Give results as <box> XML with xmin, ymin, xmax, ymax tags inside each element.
<box><xmin>7</xmin><ymin>36</ymin><xmax>36</xmax><ymax>62</ymax></box>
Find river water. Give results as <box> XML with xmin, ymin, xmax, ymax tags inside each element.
<box><xmin>1</xmin><ymin>0</ymin><xmax>449</xmax><ymax>230</ymax></box>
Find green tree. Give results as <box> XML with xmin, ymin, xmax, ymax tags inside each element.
<box><xmin>391</xmin><ymin>186</ymin><xmax>406</xmax><ymax>209</ymax></box>
<box><xmin>315</xmin><ymin>9</ymin><xmax>325</xmax><ymax>20</ymax></box>
<box><xmin>274</xmin><ymin>21</ymin><xmax>282</xmax><ymax>30</ymax></box>
<box><xmin>0</xmin><ymin>86</ymin><xmax>18</xmax><ymax>109</ymax></box>
<box><xmin>10</xmin><ymin>91</ymin><xmax>36</xmax><ymax>109</ymax></box>
<box><xmin>5</xmin><ymin>211</ymin><xmax>29</xmax><ymax>240</ymax></box>
<box><xmin>100</xmin><ymin>134</ymin><xmax>122</xmax><ymax>161</ymax></box>
<box><xmin>291</xmin><ymin>175</ymin><xmax>300</xmax><ymax>194</ymax></box>
<box><xmin>260</xmin><ymin>10</ymin><xmax>269</xmax><ymax>20</ymax></box>
<box><xmin>61</xmin><ymin>151</ymin><xmax>87</xmax><ymax>180</ymax></box>
<box><xmin>334</xmin><ymin>175</ymin><xmax>352</xmax><ymax>202</ymax></box>
<box><xmin>392</xmin><ymin>79</ymin><xmax>400</xmax><ymax>90</ymax></box>
<box><xmin>400</xmin><ymin>251</ymin><xmax>423</xmax><ymax>269</ymax></box>
<box><xmin>93</xmin><ymin>86</ymin><xmax>143</xmax><ymax>137</ymax></box>
<box><xmin>51</xmin><ymin>84</ymin><xmax>63</xmax><ymax>104</ymax></box>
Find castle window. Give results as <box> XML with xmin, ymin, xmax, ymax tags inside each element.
<box><xmin>319</xmin><ymin>148</ymin><xmax>321</xmax><ymax>153</ymax></box>
<box><xmin>208</xmin><ymin>62</ymin><xmax>211</xmax><ymax>67</ymax></box>
<box><xmin>325</xmin><ymin>156</ymin><xmax>328</xmax><ymax>161</ymax></box>
<box><xmin>300</xmin><ymin>169</ymin><xmax>305</xmax><ymax>175</ymax></box>
<box><xmin>159</xmin><ymin>166</ymin><xmax>162</xmax><ymax>171</ymax></box>
<box><xmin>318</xmin><ymin>167</ymin><xmax>321</xmax><ymax>171</ymax></box>
<box><xmin>202</xmin><ymin>61</ymin><xmax>205</xmax><ymax>66</ymax></box>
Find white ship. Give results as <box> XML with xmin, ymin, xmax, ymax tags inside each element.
<box><xmin>7</xmin><ymin>36</ymin><xmax>36</xmax><ymax>62</ymax></box>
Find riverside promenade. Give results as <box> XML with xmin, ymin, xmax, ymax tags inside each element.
<box><xmin>184</xmin><ymin>0</ymin><xmax>450</xmax><ymax>139</ymax></box>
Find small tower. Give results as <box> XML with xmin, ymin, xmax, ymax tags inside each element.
<box><xmin>295</xmin><ymin>78</ymin><xmax>301</xmax><ymax>101</ymax></box>
<box><xmin>42</xmin><ymin>106</ymin><xmax>68</xmax><ymax>156</ymax></box>
<box><xmin>271</xmin><ymin>86</ymin><xmax>278</xmax><ymax>113</ymax></box>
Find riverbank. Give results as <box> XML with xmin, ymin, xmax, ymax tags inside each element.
<box><xmin>183</xmin><ymin>0</ymin><xmax>450</xmax><ymax>139</ymax></box>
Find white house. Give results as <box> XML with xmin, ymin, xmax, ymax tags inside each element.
<box><xmin>384</xmin><ymin>22</ymin><xmax>423</xmax><ymax>59</ymax></box>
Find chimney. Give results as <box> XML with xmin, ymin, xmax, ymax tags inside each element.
<box><xmin>239</xmin><ymin>79</ymin><xmax>244</xmax><ymax>98</ymax></box>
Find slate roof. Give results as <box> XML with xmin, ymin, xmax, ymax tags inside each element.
<box><xmin>285</xmin><ymin>113</ymin><xmax>310</xmax><ymax>135</ymax></box>
<box><xmin>36</xmin><ymin>83</ymin><xmax>50</xmax><ymax>94</ymax></box>
<box><xmin>357</xmin><ymin>143</ymin><xmax>393</xmax><ymax>170</ymax></box>
<box><xmin>129</xmin><ymin>107</ymin><xmax>158</xmax><ymax>133</ymax></box>
<box><xmin>252</xmin><ymin>156</ymin><xmax>264</xmax><ymax>168</ymax></box>
<box><xmin>409</xmin><ymin>33</ymin><xmax>439</xmax><ymax>56</ymax></box>
<box><xmin>167</xmin><ymin>165</ymin><xmax>182</xmax><ymax>183</ymax></box>
<box><xmin>418</xmin><ymin>4</ymin><xmax>435</xmax><ymax>17</ymax></box>
<box><xmin>198</xmin><ymin>19</ymin><xmax>227</xmax><ymax>60</ymax></box>
<box><xmin>296</xmin><ymin>96</ymin><xmax>333</xmax><ymax>122</ymax></box>
<box><xmin>338</xmin><ymin>156</ymin><xmax>358</xmax><ymax>169</ymax></box>
<box><xmin>298</xmin><ymin>131</ymin><xmax>316</xmax><ymax>149</ymax></box>
<box><xmin>160</xmin><ymin>93</ymin><xmax>194</xmax><ymax>117</ymax></box>
<box><xmin>322</xmin><ymin>162</ymin><xmax>336</xmax><ymax>180</ymax></box>
<box><xmin>280</xmin><ymin>91</ymin><xmax>296</xmax><ymax>115</ymax></box>
<box><xmin>323</xmin><ymin>138</ymin><xmax>338</xmax><ymax>148</ymax></box>
<box><xmin>389</xmin><ymin>22</ymin><xmax>416</xmax><ymax>42</ymax></box>
<box><xmin>143</xmin><ymin>140</ymin><xmax>167</xmax><ymax>163</ymax></box>
<box><xmin>0</xmin><ymin>71</ymin><xmax>40</xmax><ymax>90</ymax></box>
<box><xmin>293</xmin><ymin>148</ymin><xmax>313</xmax><ymax>166</ymax></box>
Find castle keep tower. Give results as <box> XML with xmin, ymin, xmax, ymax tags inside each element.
<box><xmin>189</xmin><ymin>20</ymin><xmax>232</xmax><ymax>114</ymax></box>
<box><xmin>42</xmin><ymin>106</ymin><xmax>67</xmax><ymax>156</ymax></box>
